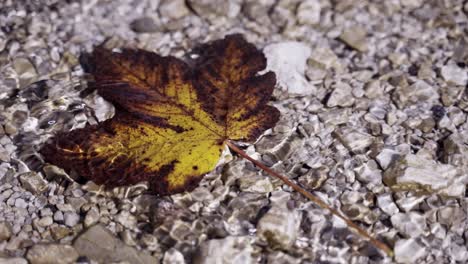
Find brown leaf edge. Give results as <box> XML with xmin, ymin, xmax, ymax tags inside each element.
<box><xmin>225</xmin><ymin>140</ymin><xmax>394</xmax><ymax>257</ymax></box>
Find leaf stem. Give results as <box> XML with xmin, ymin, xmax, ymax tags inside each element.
<box><xmin>225</xmin><ymin>140</ymin><xmax>394</xmax><ymax>257</ymax></box>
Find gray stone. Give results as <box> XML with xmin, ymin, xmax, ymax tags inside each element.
<box><xmin>18</xmin><ymin>172</ymin><xmax>48</xmax><ymax>194</ymax></box>
<box><xmin>327</xmin><ymin>82</ymin><xmax>354</xmax><ymax>107</ymax></box>
<box><xmin>63</xmin><ymin>212</ymin><xmax>80</xmax><ymax>227</ymax></box>
<box><xmin>14</xmin><ymin>198</ymin><xmax>28</xmax><ymax>209</ymax></box>
<box><xmin>73</xmin><ymin>225</ymin><xmax>156</xmax><ymax>264</ymax></box>
<box><xmin>394</xmin><ymin>238</ymin><xmax>426</xmax><ymax>263</ymax></box>
<box><xmin>354</xmin><ymin>160</ymin><xmax>382</xmax><ymax>184</ymax></box>
<box><xmin>384</xmin><ymin>154</ymin><xmax>468</xmax><ymax>197</ymax></box>
<box><xmin>0</xmin><ymin>221</ymin><xmax>12</xmax><ymax>241</ymax></box>
<box><xmin>339</xmin><ymin>26</ymin><xmax>368</xmax><ymax>52</ymax></box>
<box><xmin>256</xmin><ymin>201</ymin><xmax>301</xmax><ymax>249</ymax></box>
<box><xmin>84</xmin><ymin>206</ymin><xmax>100</xmax><ymax>227</ymax></box>
<box><xmin>377</xmin><ymin>193</ymin><xmax>399</xmax><ymax>216</ymax></box>
<box><xmin>391</xmin><ymin>212</ymin><xmax>427</xmax><ymax>237</ymax></box>
<box><xmin>26</xmin><ymin>244</ymin><xmax>79</xmax><ymax>264</ymax></box>
<box><xmin>334</xmin><ymin>127</ymin><xmax>374</xmax><ymax>154</ymax></box>
<box><xmin>264</xmin><ymin>41</ymin><xmax>313</xmax><ymax>95</ymax></box>
<box><xmin>163</xmin><ymin>248</ymin><xmax>186</xmax><ymax>264</ymax></box>
<box><xmin>376</xmin><ymin>148</ymin><xmax>401</xmax><ymax>170</ymax></box>
<box><xmin>309</xmin><ymin>46</ymin><xmax>341</xmax><ymax>73</ymax></box>
<box><xmin>159</xmin><ymin>0</ymin><xmax>190</xmax><ymax>20</ymax></box>
<box><xmin>440</xmin><ymin>64</ymin><xmax>467</xmax><ymax>86</ymax></box>
<box><xmin>297</xmin><ymin>0</ymin><xmax>321</xmax><ymax>25</ymax></box>
<box><xmin>130</xmin><ymin>17</ymin><xmax>159</xmax><ymax>33</ymax></box>
<box><xmin>188</xmin><ymin>0</ymin><xmax>241</xmax><ymax>20</ymax></box>
<box><xmin>393</xmin><ymin>80</ymin><xmax>439</xmax><ymax>108</ymax></box>
<box><xmin>115</xmin><ymin>210</ymin><xmax>137</xmax><ymax>229</ymax></box>
<box><xmin>400</xmin><ymin>0</ymin><xmax>423</xmax><ymax>8</ymax></box>
<box><xmin>0</xmin><ymin>257</ymin><xmax>28</xmax><ymax>264</ymax></box>
<box><xmin>194</xmin><ymin>236</ymin><xmax>254</xmax><ymax>264</ymax></box>
<box><xmin>12</xmin><ymin>57</ymin><xmax>38</xmax><ymax>89</ymax></box>
<box><xmin>36</xmin><ymin>216</ymin><xmax>53</xmax><ymax>227</ymax></box>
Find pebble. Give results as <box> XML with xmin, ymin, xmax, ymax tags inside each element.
<box><xmin>159</xmin><ymin>0</ymin><xmax>190</xmax><ymax>20</ymax></box>
<box><xmin>36</xmin><ymin>216</ymin><xmax>53</xmax><ymax>227</ymax></box>
<box><xmin>327</xmin><ymin>82</ymin><xmax>355</xmax><ymax>107</ymax></box>
<box><xmin>393</xmin><ymin>80</ymin><xmax>440</xmax><ymax>108</ymax></box>
<box><xmin>63</xmin><ymin>212</ymin><xmax>80</xmax><ymax>227</ymax></box>
<box><xmin>53</xmin><ymin>210</ymin><xmax>64</xmax><ymax>222</ymax></box>
<box><xmin>0</xmin><ymin>257</ymin><xmax>28</xmax><ymax>264</ymax></box>
<box><xmin>334</xmin><ymin>127</ymin><xmax>374</xmax><ymax>154</ymax></box>
<box><xmin>188</xmin><ymin>0</ymin><xmax>241</xmax><ymax>19</ymax></box>
<box><xmin>194</xmin><ymin>236</ymin><xmax>254</xmax><ymax>264</ymax></box>
<box><xmin>256</xmin><ymin>202</ymin><xmax>301</xmax><ymax>249</ymax></box>
<box><xmin>163</xmin><ymin>248</ymin><xmax>186</xmax><ymax>264</ymax></box>
<box><xmin>339</xmin><ymin>26</ymin><xmax>368</xmax><ymax>52</ymax></box>
<box><xmin>264</xmin><ymin>41</ymin><xmax>313</xmax><ymax>95</ymax></box>
<box><xmin>297</xmin><ymin>0</ymin><xmax>321</xmax><ymax>25</ymax></box>
<box><xmin>383</xmin><ymin>154</ymin><xmax>467</xmax><ymax>197</ymax></box>
<box><xmin>377</xmin><ymin>193</ymin><xmax>399</xmax><ymax>216</ymax></box>
<box><xmin>130</xmin><ymin>17</ymin><xmax>159</xmax><ymax>33</ymax></box>
<box><xmin>26</xmin><ymin>244</ymin><xmax>79</xmax><ymax>264</ymax></box>
<box><xmin>12</xmin><ymin>57</ymin><xmax>38</xmax><ymax>89</ymax></box>
<box><xmin>84</xmin><ymin>206</ymin><xmax>100</xmax><ymax>227</ymax></box>
<box><xmin>440</xmin><ymin>64</ymin><xmax>467</xmax><ymax>86</ymax></box>
<box><xmin>308</xmin><ymin>46</ymin><xmax>342</xmax><ymax>73</ymax></box>
<box><xmin>18</xmin><ymin>172</ymin><xmax>48</xmax><ymax>194</ymax></box>
<box><xmin>14</xmin><ymin>198</ymin><xmax>28</xmax><ymax>209</ymax></box>
<box><xmin>0</xmin><ymin>221</ymin><xmax>13</xmax><ymax>241</ymax></box>
<box><xmin>391</xmin><ymin>212</ymin><xmax>427</xmax><ymax>238</ymax></box>
<box><xmin>73</xmin><ymin>225</ymin><xmax>156</xmax><ymax>264</ymax></box>
<box><xmin>115</xmin><ymin>210</ymin><xmax>137</xmax><ymax>229</ymax></box>
<box><xmin>394</xmin><ymin>238</ymin><xmax>427</xmax><ymax>263</ymax></box>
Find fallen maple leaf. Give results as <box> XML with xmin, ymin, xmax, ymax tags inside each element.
<box><xmin>41</xmin><ymin>34</ymin><xmax>392</xmax><ymax>256</ymax></box>
<box><xmin>41</xmin><ymin>34</ymin><xmax>279</xmax><ymax>195</ymax></box>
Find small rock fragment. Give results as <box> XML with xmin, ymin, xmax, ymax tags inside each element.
<box><xmin>50</xmin><ymin>225</ymin><xmax>71</xmax><ymax>240</ymax></box>
<box><xmin>308</xmin><ymin>46</ymin><xmax>342</xmax><ymax>73</ymax></box>
<box><xmin>339</xmin><ymin>26</ymin><xmax>368</xmax><ymax>52</ymax></box>
<box><xmin>194</xmin><ymin>236</ymin><xmax>254</xmax><ymax>264</ymax></box>
<box><xmin>391</xmin><ymin>212</ymin><xmax>427</xmax><ymax>237</ymax></box>
<box><xmin>394</xmin><ymin>238</ymin><xmax>426</xmax><ymax>263</ymax></box>
<box><xmin>376</xmin><ymin>148</ymin><xmax>401</xmax><ymax>170</ymax></box>
<box><xmin>393</xmin><ymin>80</ymin><xmax>439</xmax><ymax>108</ymax></box>
<box><xmin>354</xmin><ymin>160</ymin><xmax>382</xmax><ymax>184</ymax></box>
<box><xmin>0</xmin><ymin>257</ymin><xmax>28</xmax><ymax>264</ymax></box>
<box><xmin>73</xmin><ymin>225</ymin><xmax>156</xmax><ymax>264</ymax></box>
<box><xmin>84</xmin><ymin>207</ymin><xmax>100</xmax><ymax>227</ymax></box>
<box><xmin>63</xmin><ymin>212</ymin><xmax>80</xmax><ymax>227</ymax></box>
<box><xmin>13</xmin><ymin>57</ymin><xmax>38</xmax><ymax>89</ymax></box>
<box><xmin>327</xmin><ymin>82</ymin><xmax>354</xmax><ymax>107</ymax></box>
<box><xmin>18</xmin><ymin>172</ymin><xmax>48</xmax><ymax>194</ymax></box>
<box><xmin>377</xmin><ymin>193</ymin><xmax>399</xmax><ymax>216</ymax></box>
<box><xmin>400</xmin><ymin>0</ymin><xmax>423</xmax><ymax>9</ymax></box>
<box><xmin>334</xmin><ymin>127</ymin><xmax>374</xmax><ymax>154</ymax></box>
<box><xmin>26</xmin><ymin>244</ymin><xmax>79</xmax><ymax>264</ymax></box>
<box><xmin>384</xmin><ymin>154</ymin><xmax>468</xmax><ymax>197</ymax></box>
<box><xmin>0</xmin><ymin>221</ymin><xmax>12</xmax><ymax>241</ymax></box>
<box><xmin>188</xmin><ymin>0</ymin><xmax>241</xmax><ymax>19</ymax></box>
<box><xmin>115</xmin><ymin>210</ymin><xmax>137</xmax><ymax>229</ymax></box>
<box><xmin>256</xmin><ymin>202</ymin><xmax>301</xmax><ymax>249</ymax></box>
<box><xmin>163</xmin><ymin>248</ymin><xmax>185</xmax><ymax>264</ymax></box>
<box><xmin>264</xmin><ymin>41</ymin><xmax>313</xmax><ymax>95</ymax></box>
<box><xmin>297</xmin><ymin>0</ymin><xmax>321</xmax><ymax>25</ymax></box>
<box><xmin>440</xmin><ymin>64</ymin><xmax>467</xmax><ymax>86</ymax></box>
<box><xmin>159</xmin><ymin>0</ymin><xmax>190</xmax><ymax>20</ymax></box>
<box><xmin>130</xmin><ymin>17</ymin><xmax>158</xmax><ymax>33</ymax></box>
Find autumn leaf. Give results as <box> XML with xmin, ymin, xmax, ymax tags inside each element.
<box><xmin>41</xmin><ymin>34</ymin><xmax>280</xmax><ymax>195</ymax></box>
<box><xmin>41</xmin><ymin>35</ymin><xmax>393</xmax><ymax>256</ymax></box>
